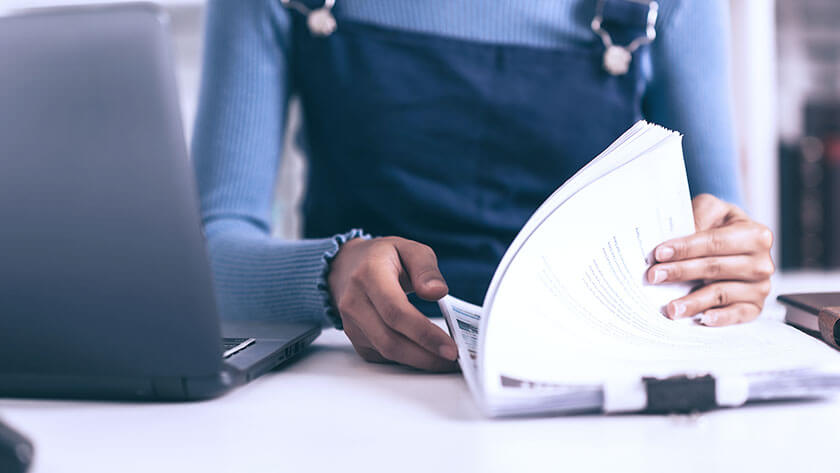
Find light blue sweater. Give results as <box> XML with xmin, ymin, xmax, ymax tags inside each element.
<box><xmin>192</xmin><ymin>0</ymin><xmax>742</xmax><ymax>326</ymax></box>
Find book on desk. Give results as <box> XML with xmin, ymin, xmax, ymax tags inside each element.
<box><xmin>778</xmin><ymin>292</ymin><xmax>840</xmax><ymax>350</ymax></box>
<box><xmin>438</xmin><ymin>122</ymin><xmax>840</xmax><ymax>418</ymax></box>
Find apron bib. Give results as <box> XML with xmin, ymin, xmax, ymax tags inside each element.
<box><xmin>289</xmin><ymin>1</ymin><xmax>653</xmax><ymax>311</ymax></box>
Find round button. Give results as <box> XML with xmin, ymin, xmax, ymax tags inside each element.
<box><xmin>308</xmin><ymin>8</ymin><xmax>337</xmax><ymax>37</ymax></box>
<box><xmin>603</xmin><ymin>45</ymin><xmax>632</xmax><ymax>76</ymax></box>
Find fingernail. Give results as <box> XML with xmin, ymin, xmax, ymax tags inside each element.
<box><xmin>426</xmin><ymin>278</ymin><xmax>447</xmax><ymax>291</ymax></box>
<box><xmin>669</xmin><ymin>301</ymin><xmax>686</xmax><ymax>319</ymax></box>
<box><xmin>439</xmin><ymin>344</ymin><xmax>458</xmax><ymax>361</ymax></box>
<box><xmin>656</xmin><ymin>246</ymin><xmax>675</xmax><ymax>262</ymax></box>
<box><xmin>700</xmin><ymin>313</ymin><xmax>717</xmax><ymax>326</ymax></box>
<box><xmin>651</xmin><ymin>269</ymin><xmax>668</xmax><ymax>284</ymax></box>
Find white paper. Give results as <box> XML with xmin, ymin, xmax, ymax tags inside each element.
<box><xmin>450</xmin><ymin>122</ymin><xmax>840</xmax><ymax>416</ymax></box>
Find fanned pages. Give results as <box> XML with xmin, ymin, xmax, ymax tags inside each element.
<box><xmin>440</xmin><ymin>122</ymin><xmax>840</xmax><ymax>417</ymax></box>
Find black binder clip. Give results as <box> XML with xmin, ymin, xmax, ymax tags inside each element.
<box><xmin>642</xmin><ymin>375</ymin><xmax>717</xmax><ymax>414</ymax></box>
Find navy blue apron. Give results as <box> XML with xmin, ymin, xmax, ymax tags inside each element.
<box><xmin>289</xmin><ymin>1</ymin><xmax>654</xmax><ymax>315</ymax></box>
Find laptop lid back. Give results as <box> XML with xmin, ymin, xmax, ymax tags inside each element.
<box><xmin>0</xmin><ymin>5</ymin><xmax>223</xmax><ymax>379</ymax></box>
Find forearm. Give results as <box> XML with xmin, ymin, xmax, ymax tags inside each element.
<box><xmin>204</xmin><ymin>218</ymin><xmax>365</xmax><ymax>325</ymax></box>
<box><xmin>193</xmin><ymin>1</ymin><xmax>349</xmax><ymax>324</ymax></box>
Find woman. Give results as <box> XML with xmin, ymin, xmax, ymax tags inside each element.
<box><xmin>192</xmin><ymin>0</ymin><xmax>774</xmax><ymax>372</ymax></box>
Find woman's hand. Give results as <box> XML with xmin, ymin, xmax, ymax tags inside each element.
<box><xmin>328</xmin><ymin>237</ymin><xmax>459</xmax><ymax>372</ymax></box>
<box><xmin>647</xmin><ymin>194</ymin><xmax>775</xmax><ymax>326</ymax></box>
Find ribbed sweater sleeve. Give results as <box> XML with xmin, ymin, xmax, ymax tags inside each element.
<box><xmin>191</xmin><ymin>0</ymin><xmax>355</xmax><ymax>325</ymax></box>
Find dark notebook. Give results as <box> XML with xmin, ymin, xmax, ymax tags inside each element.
<box><xmin>778</xmin><ymin>293</ymin><xmax>840</xmax><ymax>349</ymax></box>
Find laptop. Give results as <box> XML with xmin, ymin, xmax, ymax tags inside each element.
<box><xmin>0</xmin><ymin>3</ymin><xmax>321</xmax><ymax>401</ymax></box>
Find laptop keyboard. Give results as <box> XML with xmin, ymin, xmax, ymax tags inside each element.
<box><xmin>222</xmin><ymin>337</ymin><xmax>255</xmax><ymax>359</ymax></box>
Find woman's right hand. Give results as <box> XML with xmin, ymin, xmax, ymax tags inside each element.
<box><xmin>328</xmin><ymin>237</ymin><xmax>459</xmax><ymax>372</ymax></box>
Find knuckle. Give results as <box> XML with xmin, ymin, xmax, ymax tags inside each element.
<box><xmin>380</xmin><ymin>304</ymin><xmax>403</xmax><ymax>327</ymax></box>
<box><xmin>354</xmin><ymin>347</ymin><xmax>371</xmax><ymax>360</ymax></box>
<box><xmin>705</xmin><ymin>258</ymin><xmax>723</xmax><ymax>278</ymax></box>
<box><xmin>740</xmin><ymin>305</ymin><xmax>761</xmax><ymax>323</ymax></box>
<box><xmin>752</xmin><ymin>260</ymin><xmax>775</xmax><ymax>279</ymax></box>
<box><xmin>407</xmin><ymin>242</ymin><xmax>438</xmax><ymax>263</ymax></box>
<box><xmin>671</xmin><ymin>240</ymin><xmax>688</xmax><ymax>259</ymax></box>
<box><xmin>707</xmin><ymin>231</ymin><xmax>726</xmax><ymax>254</ymax></box>
<box><xmin>348</xmin><ymin>267</ymin><xmax>369</xmax><ymax>286</ymax></box>
<box><xmin>756</xmin><ymin>225</ymin><xmax>774</xmax><ymax>250</ymax></box>
<box><xmin>413</xmin><ymin>266</ymin><xmax>441</xmax><ymax>283</ymax></box>
<box><xmin>336</xmin><ymin>291</ymin><xmax>362</xmax><ymax>316</ymax></box>
<box><xmin>361</xmin><ymin>350</ymin><xmax>385</xmax><ymax>364</ymax></box>
<box><xmin>353</xmin><ymin>345</ymin><xmax>374</xmax><ymax>360</ymax></box>
<box><xmin>414</xmin><ymin>324</ymin><xmax>436</xmax><ymax>348</ymax></box>
<box><xmin>413</xmin><ymin>241</ymin><xmax>434</xmax><ymax>255</ymax></box>
<box><xmin>343</xmin><ymin>321</ymin><xmax>357</xmax><ymax>339</ymax></box>
<box><xmin>758</xmin><ymin>279</ymin><xmax>772</xmax><ymax>297</ymax></box>
<box><xmin>375</xmin><ymin>336</ymin><xmax>400</xmax><ymax>360</ymax></box>
<box><xmin>378</xmin><ymin>236</ymin><xmax>402</xmax><ymax>249</ymax></box>
<box><xmin>714</xmin><ymin>285</ymin><xmax>728</xmax><ymax>307</ymax></box>
<box><xmin>695</xmin><ymin>193</ymin><xmax>716</xmax><ymax>206</ymax></box>
<box><xmin>336</xmin><ymin>297</ymin><xmax>354</xmax><ymax>316</ymax></box>
<box><xmin>420</xmin><ymin>245</ymin><xmax>438</xmax><ymax>263</ymax></box>
<box><xmin>666</xmin><ymin>264</ymin><xmax>682</xmax><ymax>280</ymax></box>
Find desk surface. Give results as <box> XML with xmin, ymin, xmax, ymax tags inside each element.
<box><xmin>2</xmin><ymin>272</ymin><xmax>840</xmax><ymax>473</ymax></box>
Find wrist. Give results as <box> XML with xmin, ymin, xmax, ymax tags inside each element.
<box><xmin>322</xmin><ymin>229</ymin><xmax>370</xmax><ymax>329</ymax></box>
<box><xmin>328</xmin><ymin>237</ymin><xmax>364</xmax><ymax>285</ymax></box>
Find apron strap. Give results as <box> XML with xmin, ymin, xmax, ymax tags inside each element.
<box><xmin>593</xmin><ymin>0</ymin><xmax>658</xmax><ymax>49</ymax></box>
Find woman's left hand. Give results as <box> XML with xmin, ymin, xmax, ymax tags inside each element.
<box><xmin>647</xmin><ymin>194</ymin><xmax>775</xmax><ymax>326</ymax></box>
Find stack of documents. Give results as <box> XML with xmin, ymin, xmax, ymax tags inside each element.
<box><xmin>441</xmin><ymin>122</ymin><xmax>840</xmax><ymax>417</ymax></box>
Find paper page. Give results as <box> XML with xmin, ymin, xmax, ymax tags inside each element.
<box><xmin>479</xmin><ymin>127</ymin><xmax>840</xmax><ymax>402</ymax></box>
<box><xmin>440</xmin><ymin>295</ymin><xmax>604</xmax><ymax>415</ymax></box>
<box><xmin>482</xmin><ymin>121</ymin><xmax>673</xmax><ymax>312</ymax></box>
<box><xmin>438</xmin><ymin>295</ymin><xmax>484</xmax><ymax>399</ymax></box>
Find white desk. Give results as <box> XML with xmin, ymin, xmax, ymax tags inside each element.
<box><xmin>2</xmin><ymin>272</ymin><xmax>840</xmax><ymax>473</ymax></box>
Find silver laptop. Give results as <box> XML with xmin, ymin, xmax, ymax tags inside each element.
<box><xmin>0</xmin><ymin>3</ymin><xmax>320</xmax><ymax>400</ymax></box>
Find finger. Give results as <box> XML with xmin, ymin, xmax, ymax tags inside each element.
<box><xmin>699</xmin><ymin>303</ymin><xmax>762</xmax><ymax>327</ymax></box>
<box><xmin>691</xmin><ymin>194</ymin><xmax>747</xmax><ymax>230</ymax></box>
<box><xmin>653</xmin><ymin>223</ymin><xmax>773</xmax><ymax>263</ymax></box>
<box><xmin>361</xmin><ymin>264</ymin><xmax>458</xmax><ymax>360</ymax></box>
<box><xmin>345</xmin><ymin>293</ymin><xmax>458</xmax><ymax>371</ymax></box>
<box><xmin>365</xmin><ymin>323</ymin><xmax>459</xmax><ymax>372</ymax></box>
<box><xmin>355</xmin><ymin>346</ymin><xmax>390</xmax><ymax>364</ymax></box>
<box><xmin>343</xmin><ymin>318</ymin><xmax>388</xmax><ymax>364</ymax></box>
<box><xmin>664</xmin><ymin>280</ymin><xmax>771</xmax><ymax>320</ymax></box>
<box><xmin>648</xmin><ymin>255</ymin><xmax>774</xmax><ymax>284</ymax></box>
<box><xmin>692</xmin><ymin>194</ymin><xmax>731</xmax><ymax>230</ymax></box>
<box><xmin>391</xmin><ymin>238</ymin><xmax>448</xmax><ymax>301</ymax></box>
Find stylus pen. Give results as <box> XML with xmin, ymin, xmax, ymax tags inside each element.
<box><xmin>0</xmin><ymin>419</ymin><xmax>34</xmax><ymax>473</ymax></box>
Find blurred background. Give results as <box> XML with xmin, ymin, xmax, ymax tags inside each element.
<box><xmin>2</xmin><ymin>0</ymin><xmax>837</xmax><ymax>273</ymax></box>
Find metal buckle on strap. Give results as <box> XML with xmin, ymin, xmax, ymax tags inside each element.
<box><xmin>591</xmin><ymin>0</ymin><xmax>659</xmax><ymax>76</ymax></box>
<box><xmin>281</xmin><ymin>0</ymin><xmax>337</xmax><ymax>37</ymax></box>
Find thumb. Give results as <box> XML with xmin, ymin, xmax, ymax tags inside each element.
<box><xmin>692</xmin><ymin>193</ymin><xmax>733</xmax><ymax>231</ymax></box>
<box><xmin>393</xmin><ymin>239</ymin><xmax>448</xmax><ymax>301</ymax></box>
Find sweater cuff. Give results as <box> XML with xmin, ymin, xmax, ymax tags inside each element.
<box><xmin>319</xmin><ymin>228</ymin><xmax>371</xmax><ymax>329</ymax></box>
